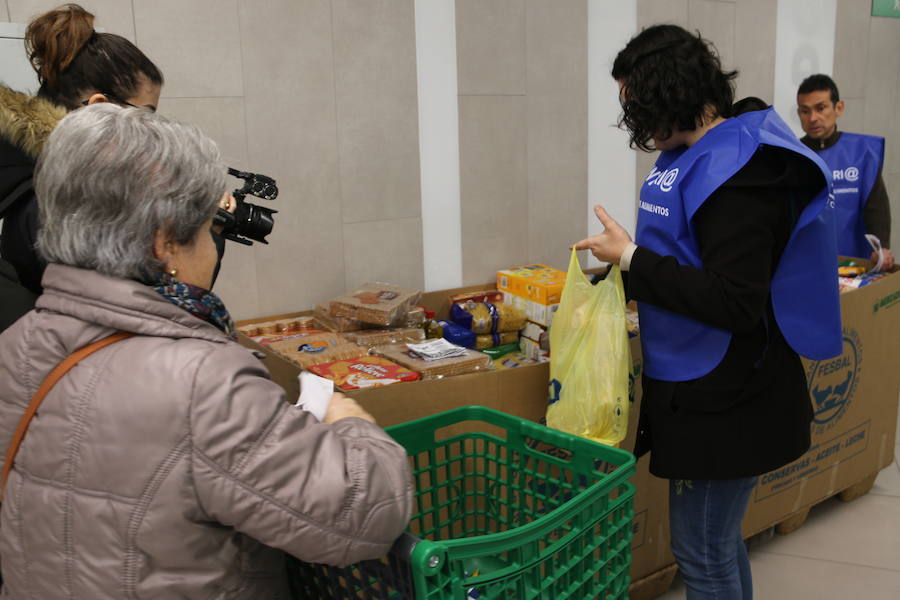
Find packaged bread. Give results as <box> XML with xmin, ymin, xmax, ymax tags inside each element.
<box><xmin>238</xmin><ymin>316</ymin><xmax>317</xmax><ymax>337</ymax></box>
<box><xmin>267</xmin><ymin>332</ymin><xmax>367</xmax><ymax>368</ymax></box>
<box><xmin>308</xmin><ymin>356</ymin><xmax>420</xmax><ymax>390</ymax></box>
<box><xmin>267</xmin><ymin>332</ymin><xmax>348</xmax><ymax>356</ymax></box>
<box><xmin>314</xmin><ymin>303</ymin><xmax>363</xmax><ymax>332</ymax></box>
<box><xmin>405</xmin><ymin>305</ymin><xmax>426</xmax><ymax>327</ymax></box>
<box><xmin>253</xmin><ymin>330</ymin><xmax>328</xmax><ymax>347</ymax></box>
<box><xmin>450</xmin><ymin>301</ymin><xmax>527</xmax><ymax>334</ymax></box>
<box><xmin>373</xmin><ymin>343</ymin><xmax>491</xmax><ymax>380</ymax></box>
<box><xmin>344</xmin><ymin>327</ymin><xmax>425</xmax><ymax>349</ymax></box>
<box><xmin>286</xmin><ymin>345</ymin><xmax>368</xmax><ymax>369</ymax></box>
<box><xmin>329</xmin><ymin>283</ymin><xmax>422</xmax><ymax>327</ymax></box>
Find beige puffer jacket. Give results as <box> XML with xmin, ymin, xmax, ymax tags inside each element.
<box><xmin>0</xmin><ymin>264</ymin><xmax>413</xmax><ymax>598</ymax></box>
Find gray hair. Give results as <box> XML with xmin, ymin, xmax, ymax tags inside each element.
<box><xmin>35</xmin><ymin>103</ymin><xmax>226</xmax><ymax>281</ymax></box>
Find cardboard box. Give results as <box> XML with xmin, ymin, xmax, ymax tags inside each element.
<box><xmin>236</xmin><ymin>282</ymin><xmax>674</xmax><ymax>586</ymax></box>
<box><xmin>237</xmin><ymin>269</ymin><xmax>899</xmax><ymax>595</ymax></box>
<box><xmin>520</xmin><ymin>321</ymin><xmax>547</xmax><ymax>342</ymax></box>
<box><xmin>502</xmin><ymin>291</ymin><xmax>559</xmax><ymax>327</ymax></box>
<box><xmin>742</xmin><ymin>265</ymin><xmax>900</xmax><ymax>537</ymax></box>
<box><xmin>497</xmin><ymin>264</ymin><xmax>566</xmax><ymax>305</ymax></box>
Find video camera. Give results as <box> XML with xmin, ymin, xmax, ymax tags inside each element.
<box><xmin>214</xmin><ymin>168</ymin><xmax>279</xmax><ymax>245</ymax></box>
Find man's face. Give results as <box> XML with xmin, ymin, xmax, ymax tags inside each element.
<box><xmin>797</xmin><ymin>90</ymin><xmax>844</xmax><ymax>140</ymax></box>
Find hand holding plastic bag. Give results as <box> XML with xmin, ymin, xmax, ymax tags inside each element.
<box><xmin>546</xmin><ymin>249</ymin><xmax>630</xmax><ymax>446</ymax></box>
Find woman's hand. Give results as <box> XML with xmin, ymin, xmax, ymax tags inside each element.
<box><xmin>573</xmin><ymin>205</ymin><xmax>633</xmax><ymax>264</ymax></box>
<box><xmin>211</xmin><ymin>192</ymin><xmax>237</xmax><ymax>234</ymax></box>
<box><xmin>323</xmin><ymin>392</ymin><xmax>377</xmax><ymax>424</ymax></box>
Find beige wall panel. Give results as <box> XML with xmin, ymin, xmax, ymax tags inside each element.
<box><xmin>8</xmin><ymin>0</ymin><xmax>135</xmax><ymax>40</ymax></box>
<box><xmin>886</xmin><ymin>172</ymin><xmax>899</xmax><ymax>252</ymax></box>
<box><xmin>239</xmin><ymin>0</ymin><xmax>345</xmax><ymax>316</ymax></box>
<box><xmin>160</xmin><ymin>97</ymin><xmax>248</xmax><ymax>167</ymax></box>
<box><xmin>634</xmin><ymin>150</ymin><xmax>656</xmax><ymax>205</ymax></box>
<box><xmin>863</xmin><ymin>17</ymin><xmax>900</xmax><ymax>168</ymax></box>
<box><xmin>332</xmin><ymin>0</ymin><xmax>421</xmax><ymax>225</ymax></box>
<box><xmin>342</xmin><ymin>218</ymin><xmax>424</xmax><ymax>292</ymax></box>
<box><xmin>456</xmin><ymin>0</ymin><xmax>526</xmax><ymax>95</ymax></box>
<box><xmin>890</xmin><ymin>59</ymin><xmax>900</xmax><ymax>177</ymax></box>
<box><xmin>525</xmin><ymin>0</ymin><xmax>587</xmax><ymax>270</ymax></box>
<box><xmin>133</xmin><ymin>0</ymin><xmax>242</xmax><ymax>98</ymax></box>
<box><xmin>0</xmin><ymin>4</ymin><xmax>9</xmax><ymax>21</ymax></box>
<box><xmin>159</xmin><ymin>97</ymin><xmax>258</xmax><ymax>319</ymax></box>
<box><xmin>688</xmin><ymin>0</ymin><xmax>736</xmax><ymax>71</ymax></box>
<box><xmin>459</xmin><ymin>96</ymin><xmax>528</xmax><ymax>284</ymax></box>
<box><xmin>638</xmin><ymin>0</ymin><xmax>689</xmax><ymax>28</ymax></box>
<box><xmin>838</xmin><ymin>96</ymin><xmax>866</xmax><ymax>136</ymax></box>
<box><xmin>833</xmin><ymin>0</ymin><xmax>872</xmax><ymax>99</ymax></box>
<box><xmin>734</xmin><ymin>0</ymin><xmax>777</xmax><ymax>103</ymax></box>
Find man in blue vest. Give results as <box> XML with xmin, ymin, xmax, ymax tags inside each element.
<box><xmin>797</xmin><ymin>74</ymin><xmax>893</xmax><ymax>269</ymax></box>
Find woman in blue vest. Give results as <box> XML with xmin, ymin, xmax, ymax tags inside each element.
<box><xmin>575</xmin><ymin>25</ymin><xmax>841</xmax><ymax>599</ymax></box>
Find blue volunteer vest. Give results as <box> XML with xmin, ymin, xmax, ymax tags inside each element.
<box><xmin>817</xmin><ymin>132</ymin><xmax>885</xmax><ymax>258</ymax></box>
<box><xmin>635</xmin><ymin>108</ymin><xmax>842</xmax><ymax>381</ymax></box>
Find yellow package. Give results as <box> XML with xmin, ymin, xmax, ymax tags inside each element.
<box><xmin>546</xmin><ymin>249</ymin><xmax>630</xmax><ymax>446</ymax></box>
<box><xmin>497</xmin><ymin>264</ymin><xmax>566</xmax><ymax>305</ymax></box>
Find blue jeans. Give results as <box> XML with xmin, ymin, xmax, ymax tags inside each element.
<box><xmin>668</xmin><ymin>477</ymin><xmax>757</xmax><ymax>600</ymax></box>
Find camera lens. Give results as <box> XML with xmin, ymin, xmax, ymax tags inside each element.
<box><xmin>233</xmin><ymin>201</ymin><xmax>276</xmax><ymax>244</ymax></box>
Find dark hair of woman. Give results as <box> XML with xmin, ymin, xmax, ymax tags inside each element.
<box><xmin>24</xmin><ymin>3</ymin><xmax>163</xmax><ymax>110</ymax></box>
<box><xmin>612</xmin><ymin>24</ymin><xmax>737</xmax><ymax>152</ymax></box>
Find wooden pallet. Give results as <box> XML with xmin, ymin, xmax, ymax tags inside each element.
<box><xmin>774</xmin><ymin>471</ymin><xmax>878</xmax><ymax>535</ymax></box>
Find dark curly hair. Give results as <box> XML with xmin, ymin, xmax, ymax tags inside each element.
<box><xmin>797</xmin><ymin>73</ymin><xmax>840</xmax><ymax>104</ymax></box>
<box><xmin>612</xmin><ymin>24</ymin><xmax>737</xmax><ymax>152</ymax></box>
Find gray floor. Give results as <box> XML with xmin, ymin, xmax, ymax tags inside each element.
<box><xmin>656</xmin><ymin>403</ymin><xmax>900</xmax><ymax>599</ymax></box>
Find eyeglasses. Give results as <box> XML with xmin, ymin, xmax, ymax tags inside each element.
<box><xmin>80</xmin><ymin>93</ymin><xmax>142</xmax><ymax>110</ymax></box>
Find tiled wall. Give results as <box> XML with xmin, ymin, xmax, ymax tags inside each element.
<box><xmin>3</xmin><ymin>0</ymin><xmax>898</xmax><ymax>318</ymax></box>
<box><xmin>456</xmin><ymin>0</ymin><xmax>587</xmax><ymax>285</ymax></box>
<box><xmin>6</xmin><ymin>0</ymin><xmax>423</xmax><ymax>319</ymax></box>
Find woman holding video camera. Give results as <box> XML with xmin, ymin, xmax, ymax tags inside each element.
<box><xmin>1</xmin><ymin>3</ymin><xmax>163</xmax><ymax>331</ymax></box>
<box><xmin>0</xmin><ymin>104</ymin><xmax>413</xmax><ymax>598</ymax></box>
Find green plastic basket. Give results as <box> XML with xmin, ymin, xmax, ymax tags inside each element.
<box><xmin>289</xmin><ymin>405</ymin><xmax>636</xmax><ymax>599</ymax></box>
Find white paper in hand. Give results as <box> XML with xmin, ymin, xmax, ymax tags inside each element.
<box><xmin>296</xmin><ymin>371</ymin><xmax>333</xmax><ymax>421</ymax></box>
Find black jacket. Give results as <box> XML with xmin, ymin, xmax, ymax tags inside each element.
<box><xmin>0</xmin><ymin>86</ymin><xmax>65</xmax><ymax>330</ymax></box>
<box><xmin>629</xmin><ymin>144</ymin><xmax>827</xmax><ymax>479</ymax></box>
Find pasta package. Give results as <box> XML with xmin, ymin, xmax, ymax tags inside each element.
<box><xmin>308</xmin><ymin>356</ymin><xmax>420</xmax><ymax>390</ymax></box>
<box><xmin>373</xmin><ymin>343</ymin><xmax>492</xmax><ymax>380</ymax></box>
<box><xmin>475</xmin><ymin>332</ymin><xmax>519</xmax><ymax>350</ymax></box>
<box><xmin>329</xmin><ymin>283</ymin><xmax>422</xmax><ymax>327</ymax></box>
<box><xmin>450</xmin><ymin>301</ymin><xmax>527</xmax><ymax>334</ymax></box>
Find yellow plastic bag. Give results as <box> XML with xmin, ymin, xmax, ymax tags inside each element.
<box><xmin>546</xmin><ymin>249</ymin><xmax>630</xmax><ymax>446</ymax></box>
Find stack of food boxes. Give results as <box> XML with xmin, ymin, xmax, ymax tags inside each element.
<box><xmin>497</xmin><ymin>264</ymin><xmax>565</xmax><ymax>362</ymax></box>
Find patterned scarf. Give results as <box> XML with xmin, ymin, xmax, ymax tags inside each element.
<box><xmin>150</xmin><ymin>273</ymin><xmax>236</xmax><ymax>339</ymax></box>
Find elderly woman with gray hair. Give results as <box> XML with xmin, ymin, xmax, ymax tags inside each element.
<box><xmin>0</xmin><ymin>104</ymin><xmax>413</xmax><ymax>599</ymax></box>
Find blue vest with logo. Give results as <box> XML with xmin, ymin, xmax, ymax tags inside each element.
<box><xmin>817</xmin><ymin>132</ymin><xmax>884</xmax><ymax>258</ymax></box>
<box><xmin>635</xmin><ymin>108</ymin><xmax>842</xmax><ymax>381</ymax></box>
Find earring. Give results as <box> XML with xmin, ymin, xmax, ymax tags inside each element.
<box><xmin>168</xmin><ymin>267</ymin><xmax>178</xmax><ymax>277</ymax></box>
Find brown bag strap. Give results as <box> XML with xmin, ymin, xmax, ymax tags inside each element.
<box><xmin>1</xmin><ymin>331</ymin><xmax>135</xmax><ymax>499</ymax></box>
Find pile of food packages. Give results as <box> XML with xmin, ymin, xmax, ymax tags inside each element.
<box><xmin>238</xmin><ymin>263</ymin><xmax>644</xmax><ymax>392</ymax></box>
<box><xmin>837</xmin><ymin>259</ymin><xmax>890</xmax><ymax>293</ymax></box>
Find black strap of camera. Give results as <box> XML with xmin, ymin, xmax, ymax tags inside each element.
<box><xmin>0</xmin><ymin>177</ymin><xmax>34</xmax><ymax>219</ymax></box>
